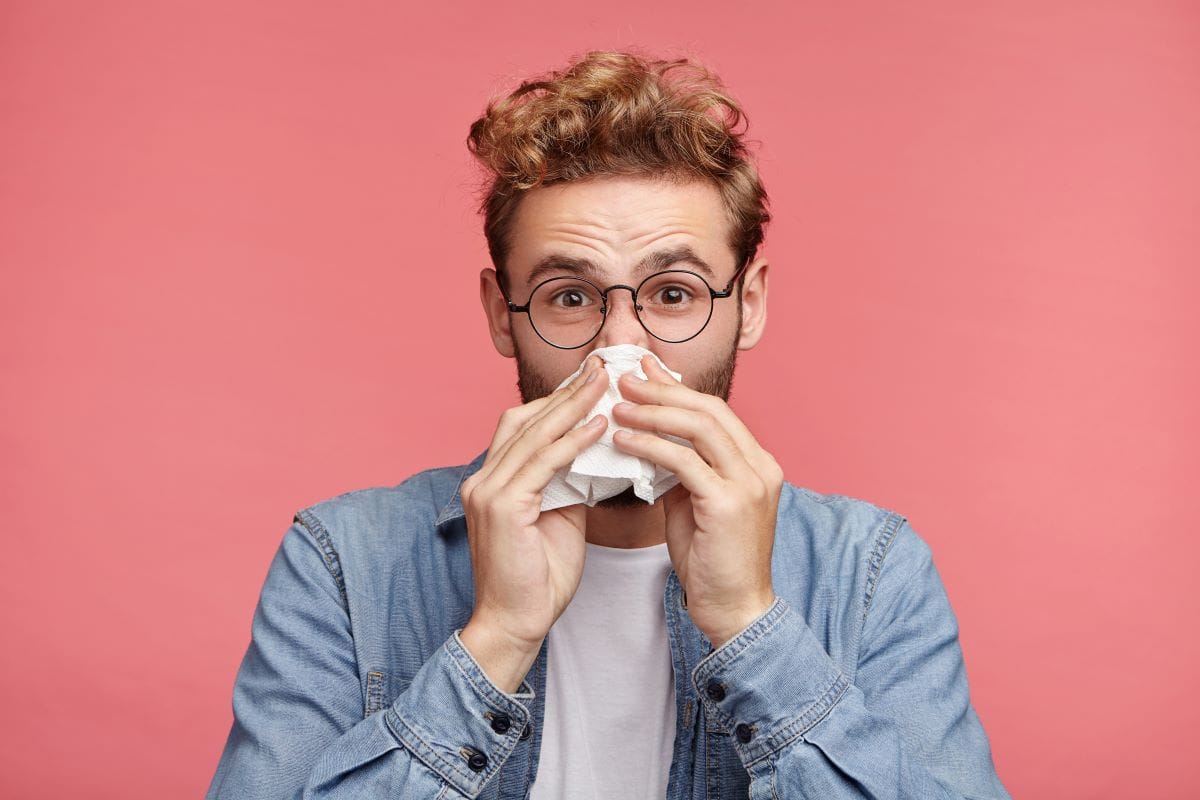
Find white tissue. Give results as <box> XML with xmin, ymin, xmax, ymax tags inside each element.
<box><xmin>539</xmin><ymin>344</ymin><xmax>693</xmax><ymax>512</ymax></box>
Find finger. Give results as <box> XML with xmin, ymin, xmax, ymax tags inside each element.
<box><xmin>483</xmin><ymin>355</ymin><xmax>603</xmax><ymax>473</ymax></box>
<box><xmin>611</xmin><ymin>402</ymin><xmax>751</xmax><ymax>481</ymax></box>
<box><xmin>487</xmin><ymin>359</ymin><xmax>610</xmax><ymax>487</ymax></box>
<box><xmin>641</xmin><ymin>354</ymin><xmax>679</xmax><ymax>384</ymax></box>
<box><xmin>509</xmin><ymin>413</ymin><xmax>609</xmax><ymax>503</ymax></box>
<box><xmin>472</xmin><ymin>359</ymin><xmax>599</xmax><ymax>496</ymax></box>
<box><xmin>488</xmin><ymin>356</ymin><xmax>603</xmax><ymax>464</ymax></box>
<box><xmin>619</xmin><ymin>369</ymin><xmax>770</xmax><ymax>475</ymax></box>
<box><xmin>610</xmin><ymin>429</ymin><xmax>724</xmax><ymax>500</ymax></box>
<box><xmin>512</xmin><ymin>355</ymin><xmax>606</xmax><ymax>443</ymax></box>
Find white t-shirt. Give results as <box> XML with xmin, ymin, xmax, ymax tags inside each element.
<box><xmin>530</xmin><ymin>540</ymin><xmax>677</xmax><ymax>800</ymax></box>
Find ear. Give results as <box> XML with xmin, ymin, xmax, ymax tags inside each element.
<box><xmin>736</xmin><ymin>256</ymin><xmax>769</xmax><ymax>350</ymax></box>
<box><xmin>479</xmin><ymin>268</ymin><xmax>516</xmax><ymax>358</ymax></box>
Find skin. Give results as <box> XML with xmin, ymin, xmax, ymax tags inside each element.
<box><xmin>461</xmin><ymin>173</ymin><xmax>782</xmax><ymax>693</ymax></box>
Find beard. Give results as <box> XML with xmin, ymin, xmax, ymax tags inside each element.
<box><xmin>512</xmin><ymin>309</ymin><xmax>741</xmax><ymax>510</ymax></box>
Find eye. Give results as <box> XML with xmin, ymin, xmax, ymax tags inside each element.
<box><xmin>550</xmin><ymin>288</ymin><xmax>594</xmax><ymax>308</ymax></box>
<box><xmin>640</xmin><ymin>271</ymin><xmax>707</xmax><ymax>308</ymax></box>
<box><xmin>653</xmin><ymin>285</ymin><xmax>695</xmax><ymax>305</ymax></box>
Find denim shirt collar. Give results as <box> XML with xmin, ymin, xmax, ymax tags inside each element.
<box><xmin>434</xmin><ymin>448</ymin><xmax>489</xmax><ymax>529</ymax></box>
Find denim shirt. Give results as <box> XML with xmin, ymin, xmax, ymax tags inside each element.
<box><xmin>205</xmin><ymin>449</ymin><xmax>1010</xmax><ymax>799</ymax></box>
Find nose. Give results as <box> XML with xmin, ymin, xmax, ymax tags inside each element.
<box><xmin>593</xmin><ymin>286</ymin><xmax>651</xmax><ymax>350</ymax></box>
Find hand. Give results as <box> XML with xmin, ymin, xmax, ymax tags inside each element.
<box><xmin>612</xmin><ymin>354</ymin><xmax>782</xmax><ymax>648</ymax></box>
<box><xmin>459</xmin><ymin>355</ymin><xmax>609</xmax><ymax>691</ymax></box>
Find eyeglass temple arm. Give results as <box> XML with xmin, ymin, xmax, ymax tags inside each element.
<box><xmin>499</xmin><ymin>278</ymin><xmax>529</xmax><ymax>313</ymax></box>
<box><xmin>712</xmin><ymin>257</ymin><xmax>752</xmax><ymax>298</ymax></box>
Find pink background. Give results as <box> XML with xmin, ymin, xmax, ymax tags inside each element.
<box><xmin>2</xmin><ymin>2</ymin><xmax>1197</xmax><ymax>797</ymax></box>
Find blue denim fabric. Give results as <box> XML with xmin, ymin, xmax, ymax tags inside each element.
<box><xmin>205</xmin><ymin>448</ymin><xmax>1010</xmax><ymax>799</ymax></box>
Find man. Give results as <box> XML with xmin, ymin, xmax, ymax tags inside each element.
<box><xmin>205</xmin><ymin>50</ymin><xmax>1010</xmax><ymax>799</ymax></box>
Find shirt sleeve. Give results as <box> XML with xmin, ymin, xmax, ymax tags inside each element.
<box><xmin>204</xmin><ymin>518</ymin><xmax>534</xmax><ymax>800</ymax></box>
<box><xmin>690</xmin><ymin>519</ymin><xmax>1011</xmax><ymax>800</ymax></box>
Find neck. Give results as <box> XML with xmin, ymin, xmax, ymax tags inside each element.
<box><xmin>585</xmin><ymin>498</ymin><xmax>666</xmax><ymax>548</ymax></box>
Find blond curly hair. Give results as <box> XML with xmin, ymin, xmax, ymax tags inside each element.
<box><xmin>467</xmin><ymin>50</ymin><xmax>770</xmax><ymax>293</ymax></box>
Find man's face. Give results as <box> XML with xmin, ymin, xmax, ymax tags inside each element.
<box><xmin>483</xmin><ymin>174</ymin><xmax>765</xmax><ymax>508</ymax></box>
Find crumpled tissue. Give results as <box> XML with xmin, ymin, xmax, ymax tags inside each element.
<box><xmin>540</xmin><ymin>343</ymin><xmax>692</xmax><ymax>512</ymax></box>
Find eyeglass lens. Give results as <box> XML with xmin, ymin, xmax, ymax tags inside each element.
<box><xmin>527</xmin><ymin>271</ymin><xmax>713</xmax><ymax>348</ymax></box>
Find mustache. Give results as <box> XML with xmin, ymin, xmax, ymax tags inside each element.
<box><xmin>512</xmin><ymin>343</ymin><xmax>739</xmax><ymax>406</ymax></box>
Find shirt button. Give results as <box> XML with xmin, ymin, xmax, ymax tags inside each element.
<box><xmin>705</xmin><ymin>681</ymin><xmax>726</xmax><ymax>702</ymax></box>
<box><xmin>735</xmin><ymin>723</ymin><xmax>753</xmax><ymax>743</ymax></box>
<box><xmin>520</xmin><ymin>723</ymin><xmax>533</xmax><ymax>741</ymax></box>
<box><xmin>490</xmin><ymin>713</ymin><xmax>511</xmax><ymax>734</ymax></box>
<box><xmin>466</xmin><ymin>750</ymin><xmax>488</xmax><ymax>772</ymax></box>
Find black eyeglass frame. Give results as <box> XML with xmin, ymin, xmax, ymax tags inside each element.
<box><xmin>502</xmin><ymin>258</ymin><xmax>752</xmax><ymax>350</ymax></box>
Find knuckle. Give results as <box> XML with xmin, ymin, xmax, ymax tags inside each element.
<box><xmin>528</xmin><ymin>443</ymin><xmax>554</xmax><ymax>465</ymax></box>
<box><xmin>463</xmin><ymin>483</ymin><xmax>486</xmax><ymax>510</ymax></box>
<box><xmin>766</xmin><ymin>457</ymin><xmax>785</xmax><ymax>487</ymax></box>
<box><xmin>472</xmin><ymin>488</ymin><xmax>509</xmax><ymax>517</ymax></box>
<box><xmin>499</xmin><ymin>406</ymin><xmax>525</xmax><ymax>428</ymax></box>
<box><xmin>513</xmin><ymin>416</ymin><xmax>537</xmax><ymax>440</ymax></box>
<box><xmin>463</xmin><ymin>476</ymin><xmax>498</xmax><ymax>507</ymax></box>
<box><xmin>574</xmin><ymin>421</ymin><xmax>602</xmax><ymax>441</ymax></box>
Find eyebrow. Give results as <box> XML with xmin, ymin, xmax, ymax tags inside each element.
<box><xmin>523</xmin><ymin>245</ymin><xmax>719</xmax><ymax>288</ymax></box>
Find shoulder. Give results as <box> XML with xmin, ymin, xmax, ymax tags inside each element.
<box><xmin>774</xmin><ymin>481</ymin><xmax>933</xmax><ymax>613</ymax></box>
<box><xmin>776</xmin><ymin>480</ymin><xmax>909</xmax><ymax>553</ymax></box>
<box><xmin>290</xmin><ymin>455</ymin><xmax>480</xmax><ymax>556</ymax></box>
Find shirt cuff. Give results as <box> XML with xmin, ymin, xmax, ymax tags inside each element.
<box><xmin>690</xmin><ymin>596</ymin><xmax>851</xmax><ymax>767</ymax></box>
<box><xmin>385</xmin><ymin>629</ymin><xmax>535</xmax><ymax>797</ymax></box>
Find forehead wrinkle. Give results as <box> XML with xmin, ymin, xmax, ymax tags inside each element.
<box><xmin>543</xmin><ymin>222</ymin><xmax>620</xmax><ymax>247</ymax></box>
<box><xmin>627</xmin><ymin>224</ymin><xmax>700</xmax><ymax>250</ymax></box>
<box><xmin>544</xmin><ymin>206</ymin><xmax>705</xmax><ymax>243</ymax></box>
<box><xmin>542</xmin><ymin>220</ymin><xmax>707</xmax><ymax>260</ymax></box>
<box><xmin>534</xmin><ymin>222</ymin><xmax>626</xmax><ymax>263</ymax></box>
<box><xmin>512</xmin><ymin>195</ymin><xmax>732</xmax><ymax>289</ymax></box>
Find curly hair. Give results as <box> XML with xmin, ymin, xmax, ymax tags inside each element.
<box><xmin>467</xmin><ymin>49</ymin><xmax>771</xmax><ymax>293</ymax></box>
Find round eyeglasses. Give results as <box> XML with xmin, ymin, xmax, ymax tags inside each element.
<box><xmin>503</xmin><ymin>260</ymin><xmax>749</xmax><ymax>350</ymax></box>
